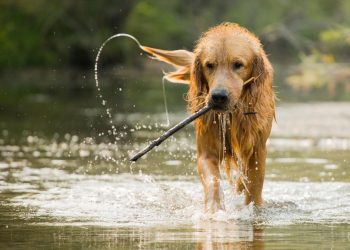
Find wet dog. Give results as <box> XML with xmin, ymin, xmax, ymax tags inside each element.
<box><xmin>142</xmin><ymin>23</ymin><xmax>275</xmax><ymax>212</ymax></box>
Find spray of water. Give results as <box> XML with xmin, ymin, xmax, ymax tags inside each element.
<box><xmin>94</xmin><ymin>34</ymin><xmax>171</xmax><ymax>150</ymax></box>
<box><xmin>161</xmin><ymin>76</ymin><xmax>170</xmax><ymax>127</ymax></box>
<box><xmin>220</xmin><ymin>114</ymin><xmax>227</xmax><ymax>166</ymax></box>
<box><xmin>223</xmin><ymin>113</ymin><xmax>249</xmax><ymax>195</ymax></box>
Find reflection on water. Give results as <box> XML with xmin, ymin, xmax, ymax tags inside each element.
<box><xmin>0</xmin><ymin>218</ymin><xmax>349</xmax><ymax>249</ymax></box>
<box><xmin>0</xmin><ymin>102</ymin><xmax>350</xmax><ymax>249</ymax></box>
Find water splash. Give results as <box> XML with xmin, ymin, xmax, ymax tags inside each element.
<box><xmin>93</xmin><ymin>35</ymin><xmax>135</xmax><ymax>140</ymax></box>
<box><xmin>161</xmin><ymin>76</ymin><xmax>170</xmax><ymax>127</ymax></box>
<box><xmin>6</xmin><ymin>170</ymin><xmax>350</xmax><ymax>227</ymax></box>
<box><xmin>94</xmin><ymin>33</ymin><xmax>170</xmax><ymax>154</ymax></box>
<box><xmin>219</xmin><ymin>113</ymin><xmax>227</xmax><ymax>166</ymax></box>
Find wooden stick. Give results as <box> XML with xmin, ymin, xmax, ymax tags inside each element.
<box><xmin>129</xmin><ymin>106</ymin><xmax>257</xmax><ymax>162</ymax></box>
<box><xmin>129</xmin><ymin>105</ymin><xmax>213</xmax><ymax>162</ymax></box>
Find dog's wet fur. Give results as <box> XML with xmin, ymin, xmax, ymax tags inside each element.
<box><xmin>142</xmin><ymin>23</ymin><xmax>275</xmax><ymax>212</ymax></box>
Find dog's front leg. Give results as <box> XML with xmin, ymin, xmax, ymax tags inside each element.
<box><xmin>197</xmin><ymin>154</ymin><xmax>225</xmax><ymax>212</ymax></box>
<box><xmin>243</xmin><ymin>144</ymin><xmax>267</xmax><ymax>206</ymax></box>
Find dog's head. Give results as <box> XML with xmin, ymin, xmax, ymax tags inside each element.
<box><xmin>141</xmin><ymin>23</ymin><xmax>271</xmax><ymax>113</ymax></box>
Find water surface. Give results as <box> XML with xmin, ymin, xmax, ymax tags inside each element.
<box><xmin>1</xmin><ymin>93</ymin><xmax>350</xmax><ymax>248</ymax></box>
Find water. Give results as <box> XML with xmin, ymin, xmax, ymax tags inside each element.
<box><xmin>1</xmin><ymin>94</ymin><xmax>350</xmax><ymax>248</ymax></box>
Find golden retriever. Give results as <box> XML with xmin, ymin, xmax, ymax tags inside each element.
<box><xmin>142</xmin><ymin>22</ymin><xmax>275</xmax><ymax>212</ymax></box>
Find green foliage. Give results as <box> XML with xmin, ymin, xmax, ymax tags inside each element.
<box><xmin>286</xmin><ymin>52</ymin><xmax>350</xmax><ymax>100</ymax></box>
<box><xmin>1</xmin><ymin>0</ymin><xmax>350</xmax><ymax>69</ymax></box>
<box><xmin>0</xmin><ymin>3</ymin><xmax>54</xmax><ymax>67</ymax></box>
<box><xmin>126</xmin><ymin>0</ymin><xmax>191</xmax><ymax>49</ymax></box>
<box><xmin>0</xmin><ymin>0</ymin><xmax>134</xmax><ymax>68</ymax></box>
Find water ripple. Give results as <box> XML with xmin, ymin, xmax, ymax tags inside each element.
<box><xmin>5</xmin><ymin>169</ymin><xmax>350</xmax><ymax>227</ymax></box>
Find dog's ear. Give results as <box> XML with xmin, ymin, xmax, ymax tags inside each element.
<box><xmin>141</xmin><ymin>46</ymin><xmax>193</xmax><ymax>84</ymax></box>
<box><xmin>252</xmin><ymin>53</ymin><xmax>270</xmax><ymax>85</ymax></box>
<box><xmin>246</xmin><ymin>52</ymin><xmax>273</xmax><ymax>96</ymax></box>
<box><xmin>187</xmin><ymin>55</ymin><xmax>208</xmax><ymax>112</ymax></box>
<box><xmin>191</xmin><ymin>56</ymin><xmax>206</xmax><ymax>94</ymax></box>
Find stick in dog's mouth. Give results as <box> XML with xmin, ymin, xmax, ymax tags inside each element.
<box><xmin>130</xmin><ymin>105</ymin><xmax>213</xmax><ymax>162</ymax></box>
<box><xmin>129</xmin><ymin>105</ymin><xmax>256</xmax><ymax>162</ymax></box>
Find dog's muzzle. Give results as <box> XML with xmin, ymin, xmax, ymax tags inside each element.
<box><xmin>210</xmin><ymin>88</ymin><xmax>229</xmax><ymax>109</ymax></box>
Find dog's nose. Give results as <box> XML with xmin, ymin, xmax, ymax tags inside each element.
<box><xmin>211</xmin><ymin>89</ymin><xmax>228</xmax><ymax>105</ymax></box>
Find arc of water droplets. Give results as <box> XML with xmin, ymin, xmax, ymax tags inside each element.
<box><xmin>161</xmin><ymin>76</ymin><xmax>170</xmax><ymax>126</ymax></box>
<box><xmin>94</xmin><ymin>33</ymin><xmax>170</xmax><ymax>139</ymax></box>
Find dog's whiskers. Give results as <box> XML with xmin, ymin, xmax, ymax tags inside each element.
<box><xmin>192</xmin><ymin>99</ymin><xmax>207</xmax><ymax>111</ymax></box>
<box><xmin>184</xmin><ymin>94</ymin><xmax>202</xmax><ymax>102</ymax></box>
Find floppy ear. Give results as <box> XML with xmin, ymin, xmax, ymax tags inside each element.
<box><xmin>252</xmin><ymin>53</ymin><xmax>271</xmax><ymax>84</ymax></box>
<box><xmin>187</xmin><ymin>55</ymin><xmax>208</xmax><ymax>112</ymax></box>
<box><xmin>191</xmin><ymin>56</ymin><xmax>207</xmax><ymax>94</ymax></box>
<box><xmin>245</xmin><ymin>51</ymin><xmax>273</xmax><ymax>97</ymax></box>
<box><xmin>141</xmin><ymin>46</ymin><xmax>194</xmax><ymax>84</ymax></box>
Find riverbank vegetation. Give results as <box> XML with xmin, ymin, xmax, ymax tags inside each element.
<box><xmin>1</xmin><ymin>0</ymin><xmax>350</xmax><ymax>100</ymax></box>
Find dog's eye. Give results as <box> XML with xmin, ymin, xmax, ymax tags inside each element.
<box><xmin>205</xmin><ymin>62</ymin><xmax>215</xmax><ymax>70</ymax></box>
<box><xmin>233</xmin><ymin>62</ymin><xmax>243</xmax><ymax>70</ymax></box>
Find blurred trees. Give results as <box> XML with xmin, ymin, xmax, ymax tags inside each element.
<box><xmin>1</xmin><ymin>0</ymin><xmax>350</xmax><ymax>68</ymax></box>
<box><xmin>1</xmin><ymin>0</ymin><xmax>350</xmax><ymax>100</ymax></box>
<box><xmin>0</xmin><ymin>0</ymin><xmax>133</xmax><ymax>68</ymax></box>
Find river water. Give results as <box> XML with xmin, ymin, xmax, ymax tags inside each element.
<box><xmin>0</xmin><ymin>96</ymin><xmax>350</xmax><ymax>248</ymax></box>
